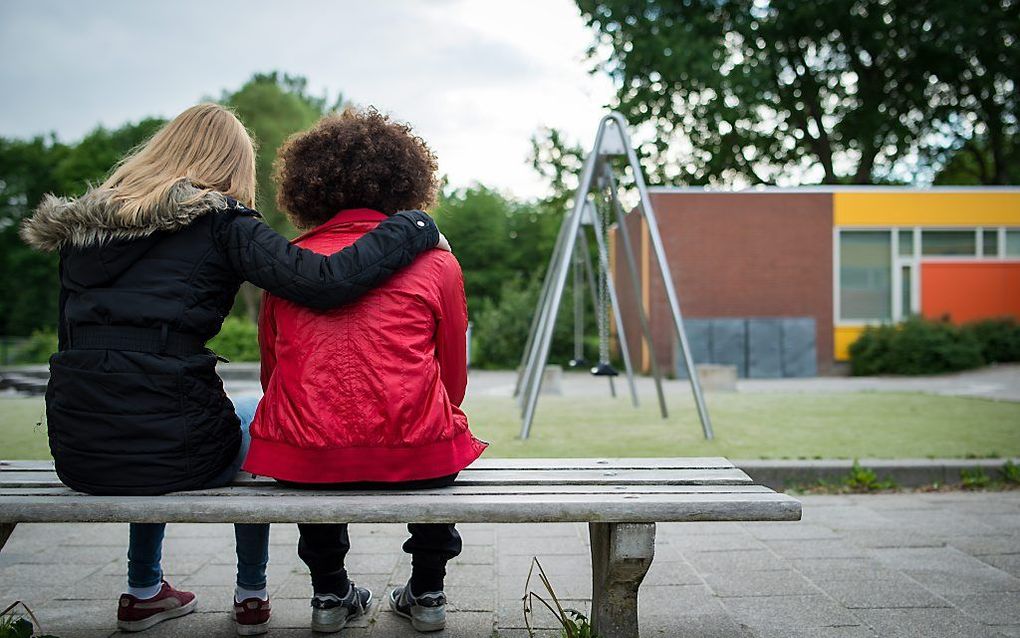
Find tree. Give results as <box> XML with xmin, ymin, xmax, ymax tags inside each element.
<box><xmin>0</xmin><ymin>120</ymin><xmax>164</xmax><ymax>337</ymax></box>
<box><xmin>221</xmin><ymin>72</ymin><xmax>341</xmax><ymax>320</ymax></box>
<box><xmin>575</xmin><ymin>0</ymin><xmax>1015</xmax><ymax>185</ymax></box>
<box><xmin>221</xmin><ymin>72</ymin><xmax>340</xmax><ymax>235</ymax></box>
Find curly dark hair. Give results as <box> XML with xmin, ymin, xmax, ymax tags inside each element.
<box><xmin>274</xmin><ymin>107</ymin><xmax>438</xmax><ymax>228</ymax></box>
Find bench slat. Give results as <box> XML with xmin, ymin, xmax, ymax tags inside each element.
<box><xmin>0</xmin><ymin>484</ymin><xmax>778</xmax><ymax>498</ymax></box>
<box><xmin>0</xmin><ymin>491</ymin><xmax>802</xmax><ymax>524</ymax></box>
<box><xmin>0</xmin><ymin>467</ymin><xmax>753</xmax><ymax>489</ymax></box>
<box><xmin>0</xmin><ymin>458</ymin><xmax>738</xmax><ymax>471</ymax></box>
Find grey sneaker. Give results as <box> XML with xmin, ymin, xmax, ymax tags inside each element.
<box><xmin>310</xmin><ymin>583</ymin><xmax>372</xmax><ymax>633</ymax></box>
<box><xmin>388</xmin><ymin>581</ymin><xmax>446</xmax><ymax>632</ymax></box>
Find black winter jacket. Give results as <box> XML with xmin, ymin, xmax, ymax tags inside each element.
<box><xmin>20</xmin><ymin>183</ymin><xmax>439</xmax><ymax>495</ymax></box>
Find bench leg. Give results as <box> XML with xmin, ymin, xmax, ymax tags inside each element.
<box><xmin>589</xmin><ymin>522</ymin><xmax>655</xmax><ymax>638</ymax></box>
<box><xmin>0</xmin><ymin>523</ymin><xmax>16</xmax><ymax>554</ymax></box>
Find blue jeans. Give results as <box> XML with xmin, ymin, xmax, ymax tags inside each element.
<box><xmin>128</xmin><ymin>396</ymin><xmax>269</xmax><ymax>589</ymax></box>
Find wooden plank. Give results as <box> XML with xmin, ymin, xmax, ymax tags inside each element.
<box><xmin>0</xmin><ymin>468</ymin><xmax>754</xmax><ymax>489</ymax></box>
<box><xmin>0</xmin><ymin>458</ymin><xmax>737</xmax><ymax>471</ymax></box>
<box><xmin>0</xmin><ymin>492</ymin><xmax>802</xmax><ymax>524</ymax></box>
<box><xmin>0</xmin><ymin>484</ymin><xmax>778</xmax><ymax>498</ymax></box>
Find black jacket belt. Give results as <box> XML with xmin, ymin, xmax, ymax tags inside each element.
<box><xmin>69</xmin><ymin>325</ymin><xmax>206</xmax><ymax>356</ymax></box>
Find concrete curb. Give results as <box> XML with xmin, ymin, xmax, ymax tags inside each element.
<box><xmin>735</xmin><ymin>458</ymin><xmax>1020</xmax><ymax>490</ymax></box>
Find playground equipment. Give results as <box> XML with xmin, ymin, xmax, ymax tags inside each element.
<box><xmin>514</xmin><ymin>112</ymin><xmax>713</xmax><ymax>441</ymax></box>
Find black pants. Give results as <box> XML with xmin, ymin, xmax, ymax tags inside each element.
<box><xmin>292</xmin><ymin>473</ymin><xmax>462</xmax><ymax>594</ymax></box>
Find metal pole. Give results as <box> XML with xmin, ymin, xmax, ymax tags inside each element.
<box><xmin>520</xmin><ymin>118</ymin><xmax>609</xmax><ymax>439</ymax></box>
<box><xmin>514</xmin><ymin>211</ymin><xmax>572</xmax><ymax>398</ymax></box>
<box><xmin>608</xmin><ymin>113</ymin><xmax>714</xmax><ymax>439</ymax></box>
<box><xmin>605</xmin><ymin>169</ymin><xmax>668</xmax><ymax>419</ymax></box>
<box><xmin>590</xmin><ymin>193</ymin><xmax>640</xmax><ymax>408</ymax></box>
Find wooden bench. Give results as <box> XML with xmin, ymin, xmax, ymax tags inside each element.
<box><xmin>0</xmin><ymin>458</ymin><xmax>800</xmax><ymax>637</ymax></box>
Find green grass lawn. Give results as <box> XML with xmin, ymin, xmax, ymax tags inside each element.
<box><xmin>2</xmin><ymin>392</ymin><xmax>1018</xmax><ymax>460</ymax></box>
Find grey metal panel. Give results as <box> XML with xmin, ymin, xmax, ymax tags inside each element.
<box><xmin>747</xmin><ymin>319</ymin><xmax>783</xmax><ymax>378</ymax></box>
<box><xmin>675</xmin><ymin>320</ymin><xmax>711</xmax><ymax>378</ymax></box>
<box><xmin>781</xmin><ymin>318</ymin><xmax>817</xmax><ymax>377</ymax></box>
<box><xmin>710</xmin><ymin>319</ymin><xmax>747</xmax><ymax>377</ymax></box>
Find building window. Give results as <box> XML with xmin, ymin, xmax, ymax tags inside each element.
<box><xmin>840</xmin><ymin>231</ymin><xmax>891</xmax><ymax>321</ymax></box>
<box><xmin>898</xmin><ymin>229</ymin><xmax>914</xmax><ymax>256</ymax></box>
<box><xmin>981</xmin><ymin>229</ymin><xmax>999</xmax><ymax>257</ymax></box>
<box><xmin>921</xmin><ymin>230</ymin><xmax>976</xmax><ymax>256</ymax></box>
<box><xmin>1007</xmin><ymin>230</ymin><xmax>1020</xmax><ymax>257</ymax></box>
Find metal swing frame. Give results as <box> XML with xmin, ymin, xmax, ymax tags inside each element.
<box><xmin>513</xmin><ymin>112</ymin><xmax>714</xmax><ymax>441</ymax></box>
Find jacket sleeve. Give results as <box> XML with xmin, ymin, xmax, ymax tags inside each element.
<box><xmin>434</xmin><ymin>256</ymin><xmax>469</xmax><ymax>407</ymax></box>
<box><xmin>222</xmin><ymin>209</ymin><xmax>439</xmax><ymax>309</ymax></box>
<box><xmin>257</xmin><ymin>292</ymin><xmax>277</xmax><ymax>391</ymax></box>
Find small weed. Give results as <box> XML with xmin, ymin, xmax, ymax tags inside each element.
<box><xmin>0</xmin><ymin>602</ymin><xmax>59</xmax><ymax>638</ymax></box>
<box><xmin>523</xmin><ymin>557</ymin><xmax>598</xmax><ymax>638</ymax></box>
<box><xmin>961</xmin><ymin>467</ymin><xmax>992</xmax><ymax>489</ymax></box>
<box><xmin>844</xmin><ymin>460</ymin><xmax>897</xmax><ymax>492</ymax></box>
<box><xmin>1002</xmin><ymin>461</ymin><xmax>1020</xmax><ymax>485</ymax></box>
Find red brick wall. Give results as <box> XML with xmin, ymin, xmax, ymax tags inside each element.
<box><xmin>613</xmin><ymin>191</ymin><xmax>835</xmax><ymax>374</ymax></box>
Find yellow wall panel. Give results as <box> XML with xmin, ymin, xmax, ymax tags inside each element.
<box><xmin>834</xmin><ymin>192</ymin><xmax>1020</xmax><ymax>227</ymax></box>
<box><xmin>834</xmin><ymin>325</ymin><xmax>866</xmax><ymax>361</ymax></box>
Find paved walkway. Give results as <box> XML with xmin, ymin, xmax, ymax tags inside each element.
<box><xmin>1</xmin><ymin>492</ymin><xmax>1018</xmax><ymax>637</ymax></box>
<box><xmin>462</xmin><ymin>364</ymin><xmax>1020</xmax><ymax>403</ymax></box>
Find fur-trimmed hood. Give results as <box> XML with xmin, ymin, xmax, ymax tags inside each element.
<box><xmin>20</xmin><ymin>181</ymin><xmax>230</xmax><ymax>252</ymax></box>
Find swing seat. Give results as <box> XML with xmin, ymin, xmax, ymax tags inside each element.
<box><xmin>569</xmin><ymin>357</ymin><xmax>590</xmax><ymax>368</ymax></box>
<box><xmin>590</xmin><ymin>362</ymin><xmax>619</xmax><ymax>377</ymax></box>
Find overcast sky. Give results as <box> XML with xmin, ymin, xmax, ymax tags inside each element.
<box><xmin>0</xmin><ymin>0</ymin><xmax>617</xmax><ymax>199</ymax></box>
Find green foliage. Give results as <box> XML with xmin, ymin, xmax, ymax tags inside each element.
<box><xmin>221</xmin><ymin>71</ymin><xmax>338</xmax><ymax>236</ymax></box>
<box><xmin>0</xmin><ymin>601</ymin><xmax>57</xmax><ymax>638</ymax></box>
<box><xmin>207</xmin><ymin>317</ymin><xmax>260</xmax><ymax>362</ymax></box>
<box><xmin>961</xmin><ymin>466</ymin><xmax>992</xmax><ymax>489</ymax></box>
<box><xmin>1002</xmin><ymin>461</ymin><xmax>1020</xmax><ymax>485</ymax></box>
<box><xmin>963</xmin><ymin>318</ymin><xmax>1020</xmax><ymax>364</ymax></box>
<box><xmin>575</xmin><ymin>0</ymin><xmax>1019</xmax><ymax>185</ymax></box>
<box><xmin>11</xmin><ymin>330</ymin><xmax>58</xmax><ymax>364</ymax></box>
<box><xmin>523</xmin><ymin>558</ymin><xmax>599</xmax><ymax>638</ymax></box>
<box><xmin>0</xmin><ymin>119</ymin><xmax>165</xmax><ymax>337</ymax></box>
<box><xmin>848</xmin><ymin>317</ymin><xmax>985</xmax><ymax>376</ymax></box>
<box><xmin>844</xmin><ymin>460</ymin><xmax>896</xmax><ymax>492</ymax></box>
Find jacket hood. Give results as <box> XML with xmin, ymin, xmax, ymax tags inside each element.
<box><xmin>20</xmin><ymin>181</ymin><xmax>229</xmax><ymax>252</ymax></box>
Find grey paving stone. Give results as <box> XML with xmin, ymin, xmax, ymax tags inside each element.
<box><xmin>750</xmin><ymin>625</ymin><xmax>879</xmax><ymax>638</ymax></box>
<box><xmin>499</xmin><ymin>553</ymin><xmax>590</xmax><ymax>579</ymax></box>
<box><xmin>839</xmin><ymin>528</ymin><xmax>942</xmax><ymax>549</ymax></box>
<box><xmin>854</xmin><ymin>607</ymin><xmax>1011</xmax><ymax>638</ymax></box>
<box><xmin>764</xmin><ymin>538</ymin><xmax>869</xmax><ymax>559</ymax></box>
<box><xmin>658</xmin><ymin>521</ymin><xmax>750</xmax><ymax>536</ymax></box>
<box><xmin>876</xmin><ymin>510</ymin><xmax>1001</xmax><ymax>536</ymax></box>
<box><xmin>905</xmin><ymin>566</ymin><xmax>1020</xmax><ymax>595</ymax></box>
<box><xmin>944</xmin><ymin>534</ymin><xmax>1020</xmax><ymax>557</ymax></box>
<box><xmin>800</xmin><ymin>505</ymin><xmax>898</xmax><ymax>530</ymax></box>
<box><xmin>447</xmin><ymin>584</ymin><xmax>496</xmax><ymax>612</ymax></box>
<box><xmin>978</xmin><ymin>553</ymin><xmax>1020</xmax><ymax>579</ymax></box>
<box><xmin>642</xmin><ymin>558</ymin><xmax>703</xmax><ymax>586</ymax></box>
<box><xmin>813</xmin><ymin>575</ymin><xmax>950</xmax><ymax>609</ymax></box>
<box><xmin>719</xmin><ymin>594</ymin><xmax>861</xmax><ymax>634</ymax></box>
<box><xmin>445</xmin><ymin>563</ymin><xmax>496</xmax><ymax>588</ymax></box>
<box><xmin>669</xmin><ymin>531</ymin><xmax>765</xmax><ymax>552</ymax></box>
<box><xmin>33</xmin><ymin>598</ymin><xmax>119</xmax><ymax>632</ymax></box>
<box><xmin>745</xmin><ymin>522</ymin><xmax>841</xmax><ymax>541</ymax></box>
<box><xmin>498</xmin><ymin>535</ymin><xmax>587</xmax><ymax>556</ymax></box>
<box><xmin>638</xmin><ymin>584</ymin><xmax>724</xmax><ymax>616</ymax></box>
<box><xmin>685</xmin><ymin>549</ymin><xmax>790</xmax><ymax>573</ymax></box>
<box><xmin>871</xmin><ymin>546</ymin><xmax>1004</xmax><ymax>572</ymax></box>
<box><xmin>637</xmin><ymin>612</ymin><xmax>754</xmax><ymax>637</ymax></box>
<box><xmin>702</xmin><ymin>569</ymin><xmax>820</xmax><ymax>598</ymax></box>
<box><xmin>497</xmin><ymin>597</ymin><xmax>589</xmax><ymax>629</ymax></box>
<box><xmin>945</xmin><ymin>591</ymin><xmax>1020</xmax><ymax>625</ymax></box>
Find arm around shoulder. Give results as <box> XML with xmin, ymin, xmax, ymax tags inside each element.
<box><xmin>220</xmin><ymin>209</ymin><xmax>439</xmax><ymax>309</ymax></box>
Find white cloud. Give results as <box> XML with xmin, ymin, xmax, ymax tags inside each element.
<box><xmin>0</xmin><ymin>0</ymin><xmax>616</xmax><ymax>198</ymax></box>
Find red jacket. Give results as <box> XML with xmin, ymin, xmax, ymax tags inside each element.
<box><xmin>243</xmin><ymin>208</ymin><xmax>487</xmax><ymax>483</ymax></box>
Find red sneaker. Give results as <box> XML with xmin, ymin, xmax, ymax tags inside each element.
<box><xmin>233</xmin><ymin>596</ymin><xmax>271</xmax><ymax>636</ymax></box>
<box><xmin>117</xmin><ymin>580</ymin><xmax>197</xmax><ymax>632</ymax></box>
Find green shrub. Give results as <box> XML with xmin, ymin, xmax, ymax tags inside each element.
<box><xmin>207</xmin><ymin>317</ymin><xmax>260</xmax><ymax>362</ymax></box>
<box><xmin>963</xmin><ymin>317</ymin><xmax>1020</xmax><ymax>363</ymax></box>
<box><xmin>844</xmin><ymin>460</ymin><xmax>896</xmax><ymax>492</ymax></box>
<box><xmin>10</xmin><ymin>329</ymin><xmax>58</xmax><ymax>364</ymax></box>
<box><xmin>961</xmin><ymin>466</ymin><xmax>991</xmax><ymax>489</ymax></box>
<box><xmin>849</xmin><ymin>316</ymin><xmax>984</xmax><ymax>376</ymax></box>
<box><xmin>1001</xmin><ymin>460</ymin><xmax>1020</xmax><ymax>485</ymax></box>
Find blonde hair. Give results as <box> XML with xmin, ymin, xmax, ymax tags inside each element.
<box><xmin>99</xmin><ymin>103</ymin><xmax>256</xmax><ymax>222</ymax></box>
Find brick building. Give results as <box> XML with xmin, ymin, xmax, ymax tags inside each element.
<box><xmin>611</xmin><ymin>187</ymin><xmax>1020</xmax><ymax>377</ymax></box>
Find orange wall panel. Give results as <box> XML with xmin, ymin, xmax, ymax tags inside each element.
<box><xmin>921</xmin><ymin>262</ymin><xmax>1020</xmax><ymax>323</ymax></box>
